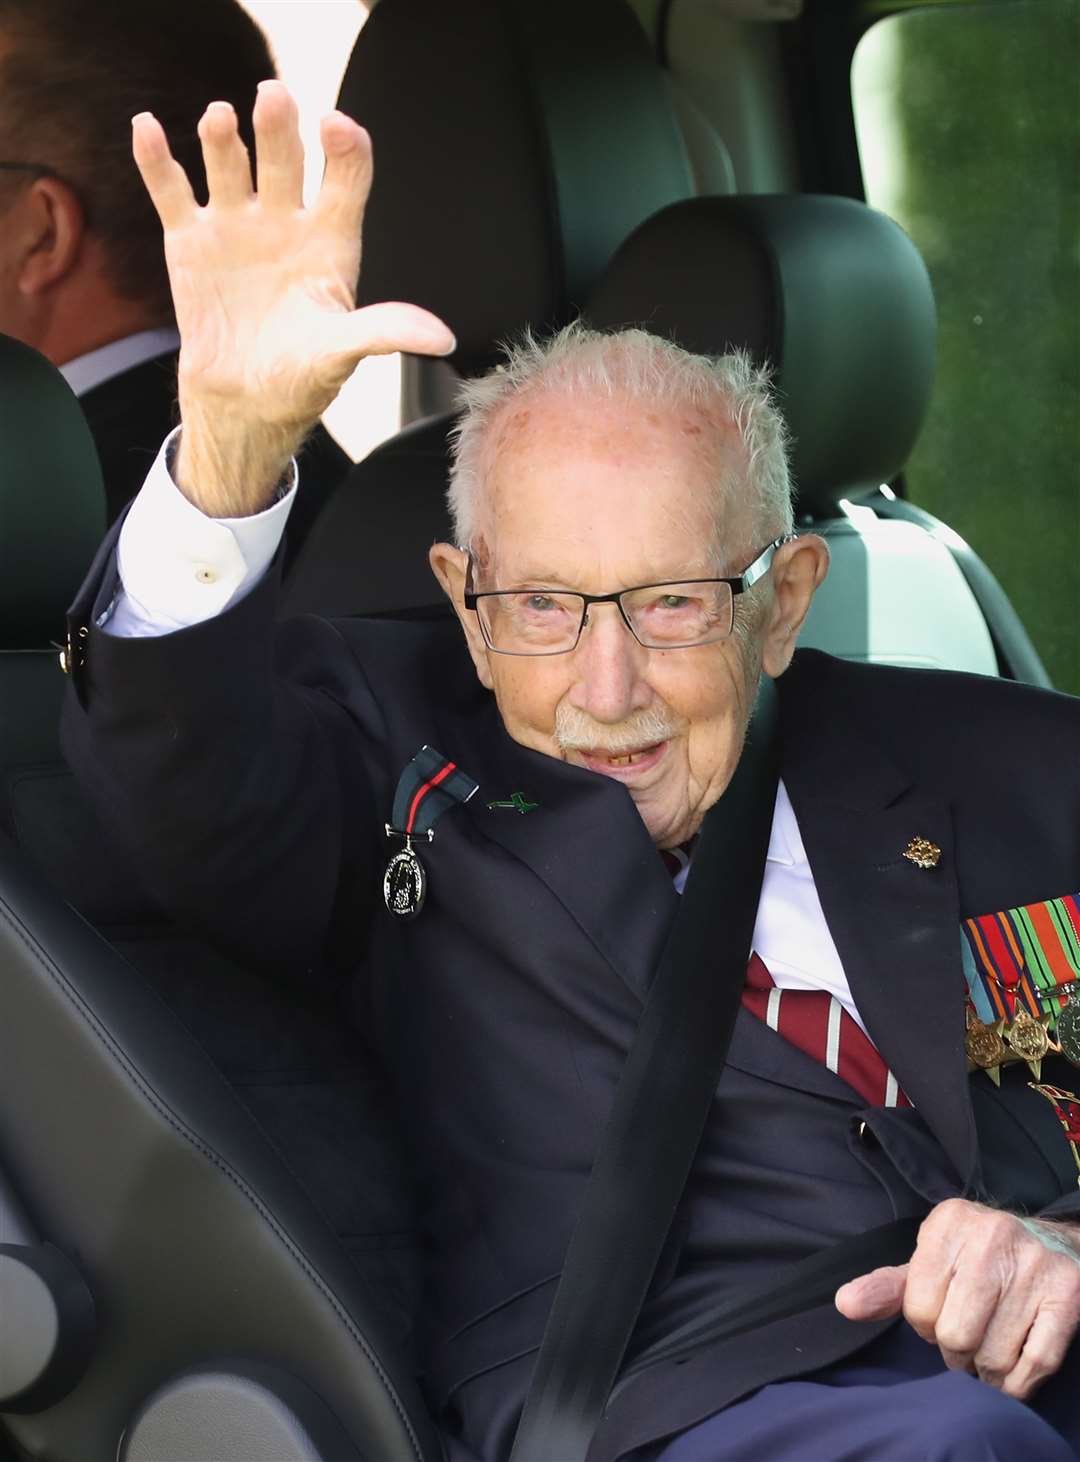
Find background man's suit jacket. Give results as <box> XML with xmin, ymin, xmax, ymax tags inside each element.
<box><xmin>62</xmin><ymin>546</ymin><xmax>1080</xmax><ymax>1461</ymax></box>
<box><xmin>77</xmin><ymin>350</ymin><xmax>351</xmax><ymax>569</ymax></box>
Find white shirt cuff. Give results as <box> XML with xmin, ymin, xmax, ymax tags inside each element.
<box><xmin>105</xmin><ymin>427</ymin><xmax>297</xmax><ymax>637</ymax></box>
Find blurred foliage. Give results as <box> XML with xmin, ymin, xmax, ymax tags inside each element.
<box><xmin>853</xmin><ymin>0</ymin><xmax>1079</xmax><ymax>692</ymax></box>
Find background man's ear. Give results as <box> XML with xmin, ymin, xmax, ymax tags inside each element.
<box><xmin>15</xmin><ymin>177</ymin><xmax>86</xmax><ymax>296</ymax></box>
<box><xmin>429</xmin><ymin>542</ymin><xmax>494</xmax><ymax>690</ymax></box>
<box><xmin>761</xmin><ymin>534</ymin><xmax>830</xmax><ymax>678</ymax></box>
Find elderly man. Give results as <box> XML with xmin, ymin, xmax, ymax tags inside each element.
<box><xmin>62</xmin><ymin>85</ymin><xmax>1080</xmax><ymax>1461</ymax></box>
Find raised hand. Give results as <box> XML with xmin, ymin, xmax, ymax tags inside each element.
<box><xmin>836</xmin><ymin>1197</ymin><xmax>1080</xmax><ymax>1400</ymax></box>
<box><xmin>131</xmin><ymin>81</ymin><xmax>455</xmax><ymax>515</ymax></box>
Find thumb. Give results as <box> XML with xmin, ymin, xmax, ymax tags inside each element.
<box><xmin>333</xmin><ymin>300</ymin><xmax>457</xmax><ymax>362</ymax></box>
<box><xmin>835</xmin><ymin>1263</ymin><xmax>909</xmax><ymax>1321</ymax></box>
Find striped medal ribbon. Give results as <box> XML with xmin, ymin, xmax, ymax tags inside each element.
<box><xmin>384</xmin><ymin>746</ymin><xmax>478</xmax><ymax>920</ymax></box>
<box><xmin>962</xmin><ymin>892</ymin><xmax>1080</xmax><ymax>1080</ymax></box>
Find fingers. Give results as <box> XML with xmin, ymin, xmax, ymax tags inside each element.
<box><xmin>835</xmin><ymin>1264</ymin><xmax>909</xmax><ymax>1321</ymax></box>
<box><xmin>902</xmin><ymin>1258</ymin><xmax>954</xmax><ymax>1347</ymax></box>
<box><xmin>313</xmin><ymin>111</ymin><xmax>374</xmax><ymax>238</ymax></box>
<box><xmin>893</xmin><ymin>1200</ymin><xmax>1080</xmax><ymax>1401</ymax></box>
<box><xmin>197</xmin><ymin>101</ymin><xmax>254</xmax><ymax>208</ymax></box>
<box><xmin>131</xmin><ymin>112</ymin><xmax>197</xmax><ymax>229</ymax></box>
<box><xmin>253</xmin><ymin>80</ymin><xmax>305</xmax><ymax>211</ymax></box>
<box><xmin>930</xmin><ymin>1266</ymin><xmax>1002</xmax><ymax>1373</ymax></box>
<box><xmin>331</xmin><ymin>301</ymin><xmax>456</xmax><ymax>362</ymax></box>
<box><xmin>1001</xmin><ymin>1305</ymin><xmax>1074</xmax><ymax>1400</ymax></box>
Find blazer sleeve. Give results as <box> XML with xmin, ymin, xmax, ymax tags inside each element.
<box><xmin>61</xmin><ymin>535</ymin><xmax>387</xmax><ymax>976</ymax></box>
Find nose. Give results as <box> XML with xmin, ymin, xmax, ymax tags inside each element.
<box><xmin>567</xmin><ymin>602</ymin><xmax>652</xmax><ymax>724</ymax></box>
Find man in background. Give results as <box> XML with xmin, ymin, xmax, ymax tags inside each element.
<box><xmin>0</xmin><ymin>0</ymin><xmax>349</xmax><ymax>563</ymax></box>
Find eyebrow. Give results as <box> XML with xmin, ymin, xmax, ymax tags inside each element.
<box><xmin>497</xmin><ymin>571</ymin><xmax>578</xmax><ymax>590</ymax></box>
<box><xmin>493</xmin><ymin>569</ymin><xmax>722</xmax><ymax>593</ymax></box>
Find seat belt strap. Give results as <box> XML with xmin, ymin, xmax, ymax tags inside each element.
<box><xmin>510</xmin><ymin>679</ymin><xmax>780</xmax><ymax>1462</ymax></box>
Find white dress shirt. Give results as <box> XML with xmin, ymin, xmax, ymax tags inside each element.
<box><xmin>104</xmin><ymin>432</ymin><xmax>860</xmax><ymax>1027</ymax></box>
<box><xmin>59</xmin><ymin>326</ymin><xmax>181</xmax><ymax>399</ymax></box>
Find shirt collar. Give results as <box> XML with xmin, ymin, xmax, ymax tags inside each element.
<box><xmin>765</xmin><ymin>779</ymin><xmax>808</xmax><ymax>868</ymax></box>
<box><xmin>59</xmin><ymin>326</ymin><xmax>180</xmax><ymax>398</ymax></box>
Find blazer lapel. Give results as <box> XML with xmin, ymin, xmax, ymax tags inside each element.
<box><xmin>782</xmin><ymin>697</ymin><xmax>979</xmax><ymax>1187</ymax></box>
<box><xmin>435</xmin><ymin>692</ymin><xmax>678</xmax><ymax>1005</ymax></box>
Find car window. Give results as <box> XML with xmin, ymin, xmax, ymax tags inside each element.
<box><xmin>237</xmin><ymin>0</ymin><xmax>400</xmax><ymax>465</ymax></box>
<box><xmin>852</xmin><ymin>0</ymin><xmax>1079</xmax><ymax>693</ymax></box>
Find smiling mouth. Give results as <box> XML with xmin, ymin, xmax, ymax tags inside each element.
<box><xmin>599</xmin><ymin>744</ymin><xmax>660</xmax><ymax>766</ymax></box>
<box><xmin>576</xmin><ymin>740</ymin><xmax>668</xmax><ymax>774</ymax></box>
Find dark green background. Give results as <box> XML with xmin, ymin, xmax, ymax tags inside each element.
<box><xmin>855</xmin><ymin>0</ymin><xmax>1079</xmax><ymax>691</ymax></box>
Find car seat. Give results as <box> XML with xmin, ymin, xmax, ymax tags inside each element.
<box><xmin>0</xmin><ymin>348</ymin><xmax>438</xmax><ymax>1458</ymax></box>
<box><xmin>0</xmin><ymin>840</ymin><xmax>441</xmax><ymax>1461</ymax></box>
<box><xmin>0</xmin><ymin>335</ymin><xmax>105</xmax><ymax>838</ymax></box>
<box><xmin>281</xmin><ymin>0</ymin><xmax>703</xmax><ymax>618</ymax></box>
<box><xmin>582</xmin><ymin>193</ymin><xmax>1050</xmax><ymax>681</ymax></box>
<box><xmin>0</xmin><ymin>349</ymin><xmax>428</xmax><ymax>1458</ymax></box>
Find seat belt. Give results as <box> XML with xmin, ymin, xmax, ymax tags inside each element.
<box><xmin>510</xmin><ymin>679</ymin><xmax>921</xmax><ymax>1462</ymax></box>
<box><xmin>510</xmin><ymin>678</ymin><xmax>781</xmax><ymax>1462</ymax></box>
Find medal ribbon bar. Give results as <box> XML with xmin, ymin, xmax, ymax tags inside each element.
<box><xmin>962</xmin><ymin>891</ymin><xmax>1080</xmax><ymax>1078</ymax></box>
<box><xmin>389</xmin><ymin>744</ymin><xmax>479</xmax><ymax>840</ymax></box>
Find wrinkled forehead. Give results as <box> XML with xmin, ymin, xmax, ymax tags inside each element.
<box><xmin>477</xmin><ymin>390</ymin><xmax>754</xmax><ymax>583</ymax></box>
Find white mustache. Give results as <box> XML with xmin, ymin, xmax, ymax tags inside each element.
<box><xmin>554</xmin><ymin>703</ymin><xmax>682</xmax><ymax>754</ymax></box>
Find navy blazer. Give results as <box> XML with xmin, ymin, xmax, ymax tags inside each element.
<box><xmin>62</xmin><ymin>544</ymin><xmax>1080</xmax><ymax>1460</ymax></box>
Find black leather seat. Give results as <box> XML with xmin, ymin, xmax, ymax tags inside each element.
<box><xmin>344</xmin><ymin>0</ymin><xmax>695</xmax><ymax>382</ymax></box>
<box><xmin>0</xmin><ymin>841</ymin><xmax>440</xmax><ymax>1461</ymax></box>
<box><xmin>0</xmin><ymin>335</ymin><xmax>105</xmax><ymax>845</ymax></box>
<box><xmin>282</xmin><ymin>0</ymin><xmax>699</xmax><ymax>617</ymax></box>
<box><xmin>582</xmin><ymin>194</ymin><xmax>1049</xmax><ymax>681</ymax></box>
<box><xmin>0</xmin><ymin>342</ymin><xmax>428</xmax><ymax>1459</ymax></box>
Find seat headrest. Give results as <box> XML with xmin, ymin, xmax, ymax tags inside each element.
<box><xmin>341</xmin><ymin>0</ymin><xmax>694</xmax><ymax>377</ymax></box>
<box><xmin>0</xmin><ymin>336</ymin><xmax>106</xmax><ymax>649</ymax></box>
<box><xmin>584</xmin><ymin>195</ymin><xmax>937</xmax><ymax>515</ymax></box>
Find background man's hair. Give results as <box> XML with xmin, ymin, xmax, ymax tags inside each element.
<box><xmin>448</xmin><ymin>322</ymin><xmax>795</xmax><ymax>556</ymax></box>
<box><xmin>0</xmin><ymin>0</ymin><xmax>275</xmax><ymax>320</ymax></box>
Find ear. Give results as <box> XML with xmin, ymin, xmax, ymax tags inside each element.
<box><xmin>429</xmin><ymin>541</ymin><xmax>495</xmax><ymax>691</ymax></box>
<box><xmin>761</xmin><ymin>534</ymin><xmax>830</xmax><ymax>678</ymax></box>
<box><xmin>16</xmin><ymin>176</ymin><xmax>86</xmax><ymax>296</ymax></box>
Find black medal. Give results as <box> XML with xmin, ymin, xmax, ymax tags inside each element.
<box><xmin>383</xmin><ymin>838</ymin><xmax>428</xmax><ymax>920</ymax></box>
<box><xmin>383</xmin><ymin>746</ymin><xmax>479</xmax><ymax>920</ymax></box>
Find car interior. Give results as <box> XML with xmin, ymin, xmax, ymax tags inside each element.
<box><xmin>0</xmin><ymin>0</ymin><xmax>1073</xmax><ymax>1456</ymax></box>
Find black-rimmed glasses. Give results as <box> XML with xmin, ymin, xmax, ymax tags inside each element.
<box><xmin>464</xmin><ymin>535</ymin><xmax>794</xmax><ymax>656</ymax></box>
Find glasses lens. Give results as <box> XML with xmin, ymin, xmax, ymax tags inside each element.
<box><xmin>477</xmin><ymin>591</ymin><xmax>584</xmax><ymax>653</ymax></box>
<box><xmin>622</xmin><ymin>582</ymin><xmax>734</xmax><ymax>648</ymax></box>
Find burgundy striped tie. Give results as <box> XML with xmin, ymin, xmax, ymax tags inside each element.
<box><xmin>659</xmin><ymin>842</ymin><xmax>909</xmax><ymax>1107</ymax></box>
<box><xmin>742</xmin><ymin>952</ymin><xmax>911</xmax><ymax>1108</ymax></box>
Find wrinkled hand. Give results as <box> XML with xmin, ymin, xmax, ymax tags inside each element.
<box><xmin>131</xmin><ymin>81</ymin><xmax>455</xmax><ymax>514</ymax></box>
<box><xmin>836</xmin><ymin>1198</ymin><xmax>1080</xmax><ymax>1400</ymax></box>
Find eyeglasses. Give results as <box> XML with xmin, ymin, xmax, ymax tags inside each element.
<box><xmin>464</xmin><ymin>535</ymin><xmax>794</xmax><ymax>656</ymax></box>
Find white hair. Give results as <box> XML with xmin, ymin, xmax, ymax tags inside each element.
<box><xmin>446</xmin><ymin>322</ymin><xmax>794</xmax><ymax>555</ymax></box>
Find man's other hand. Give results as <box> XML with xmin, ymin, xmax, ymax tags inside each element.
<box><xmin>131</xmin><ymin>81</ymin><xmax>456</xmax><ymax>517</ymax></box>
<box><xmin>836</xmin><ymin>1198</ymin><xmax>1080</xmax><ymax>1400</ymax></box>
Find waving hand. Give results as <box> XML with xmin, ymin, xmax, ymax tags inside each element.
<box><xmin>131</xmin><ymin>81</ymin><xmax>455</xmax><ymax>516</ymax></box>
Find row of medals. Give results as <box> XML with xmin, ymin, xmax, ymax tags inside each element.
<box><xmin>966</xmin><ymin>982</ymin><xmax>1080</xmax><ymax>1085</ymax></box>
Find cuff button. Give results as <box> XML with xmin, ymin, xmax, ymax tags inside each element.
<box><xmin>194</xmin><ymin>566</ymin><xmax>219</xmax><ymax>585</ymax></box>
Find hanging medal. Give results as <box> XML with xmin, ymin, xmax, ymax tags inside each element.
<box><xmin>1056</xmin><ymin>989</ymin><xmax>1080</xmax><ymax>1067</ymax></box>
<box><xmin>961</xmin><ymin>892</ymin><xmax>1080</xmax><ymax>1078</ymax></box>
<box><xmin>383</xmin><ymin>746</ymin><xmax>479</xmax><ymax>920</ymax></box>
